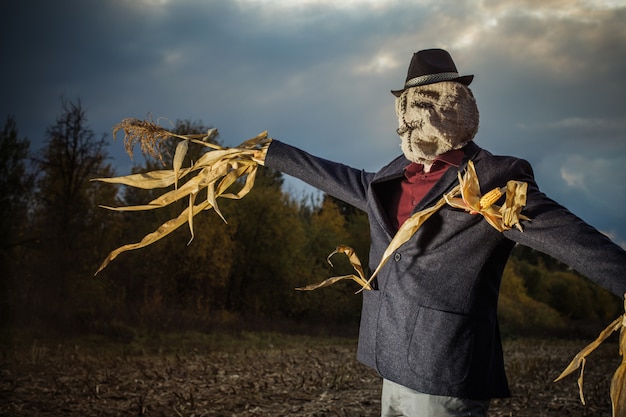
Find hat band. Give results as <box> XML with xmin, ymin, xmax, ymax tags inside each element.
<box><xmin>404</xmin><ymin>72</ymin><xmax>460</xmax><ymax>88</ymax></box>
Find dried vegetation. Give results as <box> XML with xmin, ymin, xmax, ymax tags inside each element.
<box><xmin>94</xmin><ymin>118</ymin><xmax>271</xmax><ymax>275</ymax></box>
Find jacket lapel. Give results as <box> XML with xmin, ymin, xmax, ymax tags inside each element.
<box><xmin>369</xmin><ymin>156</ymin><xmax>407</xmax><ymax>238</ymax></box>
<box><xmin>368</xmin><ymin>142</ymin><xmax>483</xmax><ymax>238</ymax></box>
<box><xmin>368</xmin><ymin>158</ymin><xmax>457</xmax><ymax>239</ymax></box>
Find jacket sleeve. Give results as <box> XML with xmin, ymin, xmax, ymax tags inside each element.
<box><xmin>264</xmin><ymin>140</ymin><xmax>373</xmax><ymax>212</ymax></box>
<box><xmin>502</xmin><ymin>158</ymin><xmax>626</xmax><ymax>298</ymax></box>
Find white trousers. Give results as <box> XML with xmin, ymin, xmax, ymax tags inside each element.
<box><xmin>381</xmin><ymin>379</ymin><xmax>490</xmax><ymax>417</ymax></box>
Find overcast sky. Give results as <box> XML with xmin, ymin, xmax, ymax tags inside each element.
<box><xmin>2</xmin><ymin>0</ymin><xmax>626</xmax><ymax>247</ymax></box>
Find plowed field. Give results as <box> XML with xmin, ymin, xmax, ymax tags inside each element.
<box><xmin>0</xmin><ymin>337</ymin><xmax>618</xmax><ymax>416</ymax></box>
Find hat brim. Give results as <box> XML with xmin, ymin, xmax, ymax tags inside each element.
<box><xmin>391</xmin><ymin>74</ymin><xmax>474</xmax><ymax>97</ymax></box>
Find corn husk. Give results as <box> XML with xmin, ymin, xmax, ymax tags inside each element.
<box><xmin>444</xmin><ymin>160</ymin><xmax>529</xmax><ymax>232</ymax></box>
<box><xmin>554</xmin><ymin>296</ymin><xmax>626</xmax><ymax>417</ymax></box>
<box><xmin>358</xmin><ymin>189</ymin><xmax>456</xmax><ymax>293</ymax></box>
<box><xmin>295</xmin><ymin>245</ymin><xmax>372</xmax><ymax>291</ymax></box>
<box><xmin>296</xmin><ymin>188</ymin><xmax>457</xmax><ymax>293</ymax></box>
<box><xmin>299</xmin><ymin>160</ymin><xmax>531</xmax><ymax>292</ymax></box>
<box><xmin>93</xmin><ymin>118</ymin><xmax>271</xmax><ymax>275</ymax></box>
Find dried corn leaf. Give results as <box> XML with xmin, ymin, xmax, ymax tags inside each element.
<box><xmin>212</xmin><ymin>164</ymin><xmax>256</xmax><ymax>221</ymax></box>
<box><xmin>444</xmin><ymin>160</ymin><xmax>529</xmax><ymax>232</ymax></box>
<box><xmin>98</xmin><ymin>167</ymin><xmax>210</xmax><ymax>212</ymax></box>
<box><xmin>555</xmin><ymin>296</ymin><xmax>626</xmax><ymax>417</ymax></box>
<box><xmin>296</xmin><ymin>275</ymin><xmax>365</xmax><ymax>291</ymax></box>
<box><xmin>94</xmin><ymin>118</ymin><xmax>271</xmax><ymax>275</ymax></box>
<box><xmin>459</xmin><ymin>161</ymin><xmax>481</xmax><ymax>209</ymax></box>
<box><xmin>305</xmin><ymin>160</ymin><xmax>531</xmax><ymax>294</ymax></box>
<box><xmin>92</xmin><ymin>168</ymin><xmax>193</xmax><ymax>189</ymax></box>
<box><xmin>611</xmin><ymin>323</ymin><xmax>626</xmax><ymax>417</ymax></box>
<box><xmin>360</xmin><ymin>189</ymin><xmax>457</xmax><ymax>292</ymax></box>
<box><xmin>215</xmin><ymin>164</ymin><xmax>255</xmax><ymax>198</ymax></box>
<box><xmin>554</xmin><ymin>316</ymin><xmax>621</xmax><ymax>384</ymax></box>
<box><xmin>315</xmin><ymin>160</ymin><xmax>528</xmax><ymax>293</ymax></box>
<box><xmin>173</xmin><ymin>139</ymin><xmax>189</xmax><ymax>189</ymax></box>
<box><xmin>300</xmin><ymin>190</ymin><xmax>455</xmax><ymax>293</ymax></box>
<box><xmin>329</xmin><ymin>246</ymin><xmax>366</xmax><ymax>280</ymax></box>
<box><xmin>296</xmin><ymin>245</ymin><xmax>371</xmax><ymax>291</ymax></box>
<box><xmin>192</xmin><ymin>147</ymin><xmax>247</xmax><ymax>169</ymax></box>
<box><xmin>500</xmin><ymin>181</ymin><xmax>529</xmax><ymax>231</ymax></box>
<box><xmin>95</xmin><ymin>199</ymin><xmax>213</xmax><ymax>274</ymax></box>
<box><xmin>92</xmin><ymin>147</ymin><xmax>244</xmax><ymax>190</ymax></box>
<box><xmin>186</xmin><ymin>193</ymin><xmax>196</xmax><ymax>243</ymax></box>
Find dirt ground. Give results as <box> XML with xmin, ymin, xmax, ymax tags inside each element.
<box><xmin>0</xmin><ymin>337</ymin><xmax>619</xmax><ymax>416</ymax></box>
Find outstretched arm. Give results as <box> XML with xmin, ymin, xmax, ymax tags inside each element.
<box><xmin>264</xmin><ymin>140</ymin><xmax>374</xmax><ymax>212</ymax></box>
<box><xmin>502</xmin><ymin>158</ymin><xmax>626</xmax><ymax>298</ymax></box>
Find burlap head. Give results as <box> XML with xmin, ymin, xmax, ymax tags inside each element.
<box><xmin>395</xmin><ymin>81</ymin><xmax>479</xmax><ymax>165</ymax></box>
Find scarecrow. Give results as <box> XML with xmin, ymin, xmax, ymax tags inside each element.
<box><xmin>96</xmin><ymin>49</ymin><xmax>626</xmax><ymax>416</ymax></box>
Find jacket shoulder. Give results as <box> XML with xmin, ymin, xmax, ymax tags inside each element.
<box><xmin>467</xmin><ymin>145</ymin><xmax>536</xmax><ymax>189</ymax></box>
<box><xmin>375</xmin><ymin>154</ymin><xmax>409</xmax><ymax>179</ymax></box>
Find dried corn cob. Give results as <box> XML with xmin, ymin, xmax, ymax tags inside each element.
<box><xmin>445</xmin><ymin>161</ymin><xmax>529</xmax><ymax>232</ymax></box>
<box><xmin>479</xmin><ymin>187</ymin><xmax>504</xmax><ymax>210</ymax></box>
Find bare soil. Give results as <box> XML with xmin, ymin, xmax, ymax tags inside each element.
<box><xmin>0</xmin><ymin>337</ymin><xmax>619</xmax><ymax>416</ymax></box>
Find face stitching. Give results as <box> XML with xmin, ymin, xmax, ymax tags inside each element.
<box><xmin>410</xmin><ymin>100</ymin><xmax>434</xmax><ymax>110</ymax></box>
<box><xmin>416</xmin><ymin>88</ymin><xmax>440</xmax><ymax>101</ymax></box>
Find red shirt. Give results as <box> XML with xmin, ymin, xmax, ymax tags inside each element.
<box><xmin>388</xmin><ymin>149</ymin><xmax>465</xmax><ymax>231</ymax></box>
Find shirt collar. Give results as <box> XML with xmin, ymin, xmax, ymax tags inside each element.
<box><xmin>404</xmin><ymin>148</ymin><xmax>465</xmax><ymax>179</ymax></box>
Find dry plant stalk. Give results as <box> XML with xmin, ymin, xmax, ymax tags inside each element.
<box><xmin>444</xmin><ymin>160</ymin><xmax>530</xmax><ymax>232</ymax></box>
<box><xmin>93</xmin><ymin>118</ymin><xmax>271</xmax><ymax>275</ymax></box>
<box><xmin>554</xmin><ymin>295</ymin><xmax>626</xmax><ymax>417</ymax></box>
<box><xmin>297</xmin><ymin>190</ymin><xmax>454</xmax><ymax>293</ymax></box>
<box><xmin>298</xmin><ymin>160</ymin><xmax>530</xmax><ymax>293</ymax></box>
<box><xmin>115</xmin><ymin>117</ymin><xmax>185</xmax><ymax>164</ymax></box>
<box><xmin>295</xmin><ymin>245</ymin><xmax>372</xmax><ymax>291</ymax></box>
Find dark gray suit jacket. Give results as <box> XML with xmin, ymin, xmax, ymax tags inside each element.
<box><xmin>265</xmin><ymin>140</ymin><xmax>626</xmax><ymax>399</ymax></box>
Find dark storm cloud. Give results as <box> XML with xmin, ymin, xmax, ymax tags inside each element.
<box><xmin>2</xmin><ymin>0</ymin><xmax>625</xmax><ymax>245</ymax></box>
<box><xmin>453</xmin><ymin>2</ymin><xmax>626</xmax><ymax>244</ymax></box>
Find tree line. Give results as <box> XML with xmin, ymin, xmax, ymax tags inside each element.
<box><xmin>0</xmin><ymin>99</ymin><xmax>621</xmax><ymax>342</ymax></box>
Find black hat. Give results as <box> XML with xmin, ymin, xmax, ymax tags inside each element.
<box><xmin>391</xmin><ymin>49</ymin><xmax>474</xmax><ymax>97</ymax></box>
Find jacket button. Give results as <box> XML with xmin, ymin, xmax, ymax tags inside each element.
<box><xmin>394</xmin><ymin>253</ymin><xmax>402</xmax><ymax>261</ymax></box>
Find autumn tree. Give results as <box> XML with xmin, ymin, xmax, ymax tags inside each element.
<box><xmin>498</xmin><ymin>257</ymin><xmax>564</xmax><ymax>337</ymax></box>
<box><xmin>511</xmin><ymin>246</ymin><xmax>621</xmax><ymax>321</ymax></box>
<box><xmin>0</xmin><ymin>116</ymin><xmax>35</xmax><ymax>328</ymax></box>
<box><xmin>287</xmin><ymin>196</ymin><xmax>366</xmax><ymax>326</ymax></box>
<box><xmin>0</xmin><ymin>116</ymin><xmax>34</xmax><ymax>246</ymax></box>
<box><xmin>27</xmin><ymin>98</ymin><xmax>118</xmax><ymax>330</ymax></box>
<box><xmin>222</xmin><ymin>166</ymin><xmax>311</xmax><ymax>321</ymax></box>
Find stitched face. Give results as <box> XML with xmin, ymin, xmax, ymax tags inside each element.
<box><xmin>395</xmin><ymin>81</ymin><xmax>479</xmax><ymax>164</ymax></box>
